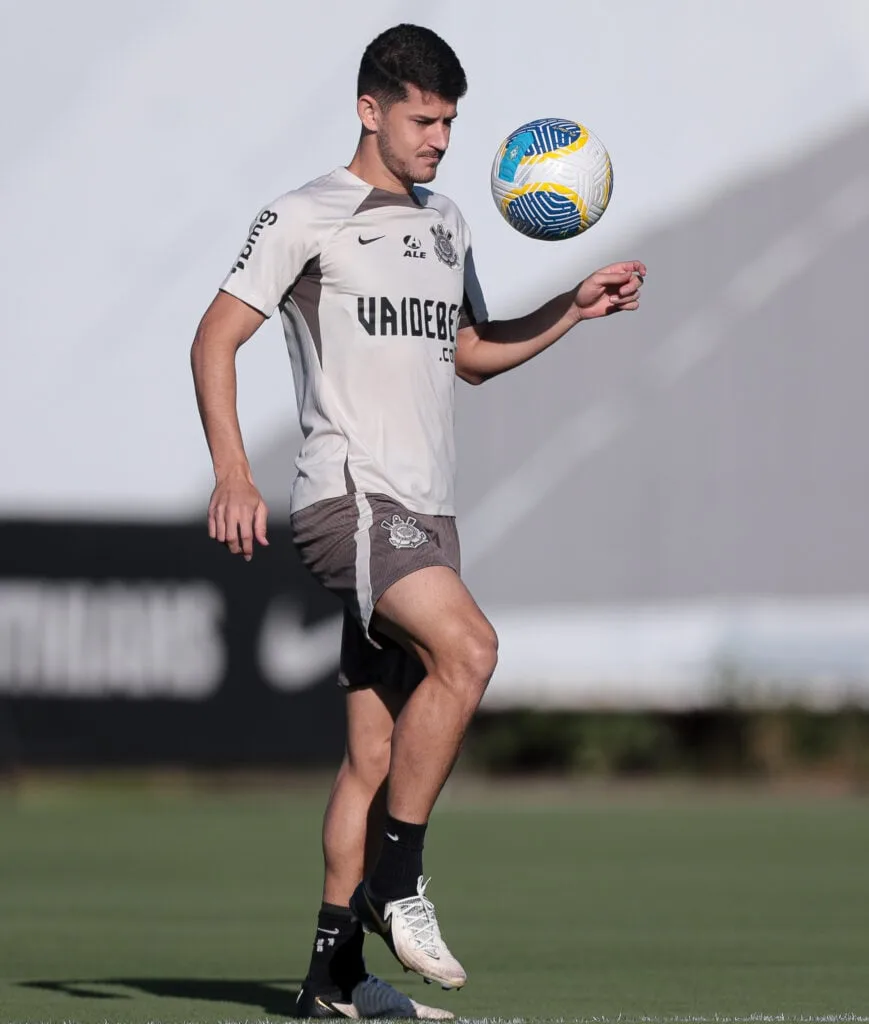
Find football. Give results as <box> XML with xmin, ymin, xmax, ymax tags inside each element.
<box><xmin>490</xmin><ymin>117</ymin><xmax>614</xmax><ymax>240</ymax></box>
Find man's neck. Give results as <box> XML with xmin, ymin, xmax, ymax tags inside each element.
<box><xmin>346</xmin><ymin>145</ymin><xmax>412</xmax><ymax>195</ymax></box>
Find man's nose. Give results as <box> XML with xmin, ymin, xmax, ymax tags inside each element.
<box><xmin>428</xmin><ymin>125</ymin><xmax>449</xmax><ymax>151</ymax></box>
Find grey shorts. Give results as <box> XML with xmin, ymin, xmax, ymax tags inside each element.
<box><xmin>291</xmin><ymin>493</ymin><xmax>461</xmax><ymax>691</ymax></box>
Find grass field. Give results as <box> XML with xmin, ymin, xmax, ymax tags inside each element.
<box><xmin>1</xmin><ymin>776</ymin><xmax>868</xmax><ymax>1023</ymax></box>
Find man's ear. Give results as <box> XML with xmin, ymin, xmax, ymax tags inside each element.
<box><xmin>357</xmin><ymin>94</ymin><xmax>382</xmax><ymax>133</ymax></box>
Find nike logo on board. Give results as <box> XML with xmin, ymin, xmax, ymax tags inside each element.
<box><xmin>358</xmin><ymin>235</ymin><xmax>385</xmax><ymax>245</ymax></box>
<box><xmin>257</xmin><ymin>600</ymin><xmax>341</xmax><ymax>692</ymax></box>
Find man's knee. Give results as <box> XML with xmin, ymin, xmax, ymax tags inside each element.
<box><xmin>436</xmin><ymin>619</ymin><xmax>498</xmax><ymax>701</ymax></box>
<box><xmin>345</xmin><ymin>730</ymin><xmax>392</xmax><ymax>790</ymax></box>
<box><xmin>463</xmin><ymin>623</ymin><xmax>499</xmax><ymax>685</ymax></box>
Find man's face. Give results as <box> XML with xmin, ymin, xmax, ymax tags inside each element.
<box><xmin>373</xmin><ymin>85</ymin><xmax>457</xmax><ymax>185</ymax></box>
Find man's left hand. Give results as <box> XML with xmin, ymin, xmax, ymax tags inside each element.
<box><xmin>573</xmin><ymin>261</ymin><xmax>647</xmax><ymax>321</ymax></box>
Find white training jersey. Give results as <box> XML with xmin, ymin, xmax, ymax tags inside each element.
<box><xmin>219</xmin><ymin>166</ymin><xmax>488</xmax><ymax>517</ymax></box>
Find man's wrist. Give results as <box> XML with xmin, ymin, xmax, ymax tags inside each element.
<box><xmin>214</xmin><ymin>461</ymin><xmax>252</xmax><ymax>484</ymax></box>
<box><xmin>563</xmin><ymin>296</ymin><xmax>584</xmax><ymax>328</ymax></box>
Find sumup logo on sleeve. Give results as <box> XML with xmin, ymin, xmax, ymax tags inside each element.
<box><xmin>430</xmin><ymin>224</ymin><xmax>460</xmax><ymax>269</ymax></box>
<box><xmin>381</xmin><ymin>515</ymin><xmax>429</xmax><ymax>549</ymax></box>
<box><xmin>232</xmin><ymin>209</ymin><xmax>278</xmax><ymax>273</ymax></box>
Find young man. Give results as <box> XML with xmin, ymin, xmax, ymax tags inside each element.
<box><xmin>191</xmin><ymin>23</ymin><xmax>645</xmax><ymax>1020</ymax></box>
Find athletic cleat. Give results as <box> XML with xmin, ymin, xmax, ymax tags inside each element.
<box><xmin>295</xmin><ymin>973</ymin><xmax>454</xmax><ymax>1019</ymax></box>
<box><xmin>349</xmin><ymin>876</ymin><xmax>467</xmax><ymax>990</ymax></box>
<box><xmin>295</xmin><ymin>984</ymin><xmax>358</xmax><ymax>1019</ymax></box>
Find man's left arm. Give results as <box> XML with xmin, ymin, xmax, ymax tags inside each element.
<box><xmin>455</xmin><ymin>260</ymin><xmax>646</xmax><ymax>386</ymax></box>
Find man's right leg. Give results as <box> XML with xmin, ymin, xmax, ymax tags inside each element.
<box><xmin>350</xmin><ymin>565</ymin><xmax>498</xmax><ymax>988</ymax></box>
<box><xmin>297</xmin><ymin>684</ymin><xmax>396</xmax><ymax>1018</ymax></box>
<box><xmin>298</xmin><ymin>679</ymin><xmax>454</xmax><ymax>1020</ymax></box>
<box><xmin>322</xmin><ymin>684</ymin><xmax>403</xmax><ymax>907</ymax></box>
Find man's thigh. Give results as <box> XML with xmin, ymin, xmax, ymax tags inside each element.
<box><xmin>372</xmin><ymin>565</ymin><xmax>496</xmax><ymax>674</ymax></box>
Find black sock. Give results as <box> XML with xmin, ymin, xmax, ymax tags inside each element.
<box><xmin>367</xmin><ymin>814</ymin><xmax>427</xmax><ymax>901</ymax></box>
<box><xmin>304</xmin><ymin>902</ymin><xmax>366</xmax><ymax>997</ymax></box>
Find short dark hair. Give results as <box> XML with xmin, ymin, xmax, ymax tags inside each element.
<box><xmin>358</xmin><ymin>24</ymin><xmax>467</xmax><ymax>107</ymax></box>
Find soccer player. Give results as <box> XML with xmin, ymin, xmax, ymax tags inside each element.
<box><xmin>191</xmin><ymin>23</ymin><xmax>645</xmax><ymax>1019</ymax></box>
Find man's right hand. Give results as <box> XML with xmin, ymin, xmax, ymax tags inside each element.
<box><xmin>207</xmin><ymin>470</ymin><xmax>269</xmax><ymax>561</ymax></box>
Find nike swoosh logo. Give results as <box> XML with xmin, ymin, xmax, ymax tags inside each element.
<box><xmin>315</xmin><ymin>995</ymin><xmax>356</xmax><ymax>1017</ymax></box>
<box><xmin>362</xmin><ymin>887</ymin><xmax>390</xmax><ymax>935</ymax></box>
<box><xmin>257</xmin><ymin>599</ymin><xmax>341</xmax><ymax>691</ymax></box>
<box><xmin>358</xmin><ymin>235</ymin><xmax>385</xmax><ymax>245</ymax></box>
<box><xmin>386</xmin><ymin>832</ymin><xmax>399</xmax><ymax>842</ymax></box>
<box><xmin>317</xmin><ymin>926</ymin><xmax>341</xmax><ymax>935</ymax></box>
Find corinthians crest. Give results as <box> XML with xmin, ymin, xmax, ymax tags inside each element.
<box><xmin>381</xmin><ymin>514</ymin><xmax>429</xmax><ymax>549</ymax></box>
<box><xmin>430</xmin><ymin>223</ymin><xmax>460</xmax><ymax>269</ymax></box>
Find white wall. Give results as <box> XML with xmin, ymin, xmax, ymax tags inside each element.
<box><xmin>2</xmin><ymin>0</ymin><xmax>868</xmax><ymax>518</ymax></box>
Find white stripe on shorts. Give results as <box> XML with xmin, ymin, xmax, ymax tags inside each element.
<box><xmin>353</xmin><ymin>491</ymin><xmax>374</xmax><ymax>631</ymax></box>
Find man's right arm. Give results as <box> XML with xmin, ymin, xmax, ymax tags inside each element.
<box><xmin>190</xmin><ymin>290</ymin><xmax>268</xmax><ymax>561</ymax></box>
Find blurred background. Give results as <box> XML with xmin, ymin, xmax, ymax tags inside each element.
<box><xmin>2</xmin><ymin>0</ymin><xmax>869</xmax><ymax>780</ymax></box>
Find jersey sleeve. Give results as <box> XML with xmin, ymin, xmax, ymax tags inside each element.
<box><xmin>458</xmin><ymin>246</ymin><xmax>488</xmax><ymax>329</ymax></box>
<box><xmin>219</xmin><ymin>195</ymin><xmax>314</xmax><ymax>317</ymax></box>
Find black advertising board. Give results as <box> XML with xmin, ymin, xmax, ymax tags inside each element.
<box><xmin>0</xmin><ymin>520</ymin><xmax>346</xmax><ymax>767</ymax></box>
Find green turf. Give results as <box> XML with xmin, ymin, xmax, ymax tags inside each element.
<box><xmin>0</xmin><ymin>778</ymin><xmax>868</xmax><ymax>1022</ymax></box>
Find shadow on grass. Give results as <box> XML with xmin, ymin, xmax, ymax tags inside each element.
<box><xmin>20</xmin><ymin>977</ymin><xmax>303</xmax><ymax>1016</ymax></box>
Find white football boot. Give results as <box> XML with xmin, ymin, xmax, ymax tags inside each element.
<box><xmin>350</xmin><ymin>876</ymin><xmax>467</xmax><ymax>990</ymax></box>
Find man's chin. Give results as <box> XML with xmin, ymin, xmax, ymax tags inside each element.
<box><xmin>410</xmin><ymin>165</ymin><xmax>439</xmax><ymax>185</ymax></box>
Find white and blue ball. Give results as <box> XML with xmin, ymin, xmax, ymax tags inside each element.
<box><xmin>490</xmin><ymin>117</ymin><xmax>613</xmax><ymax>240</ymax></box>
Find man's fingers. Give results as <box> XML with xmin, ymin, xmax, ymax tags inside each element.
<box><xmin>214</xmin><ymin>508</ymin><xmax>227</xmax><ymax>543</ymax></box>
<box><xmin>225</xmin><ymin>511</ymin><xmax>242</xmax><ymax>554</ymax></box>
<box><xmin>607</xmin><ymin>260</ymin><xmax>646</xmax><ymax>276</ymax></box>
<box><xmin>208</xmin><ymin>483</ymin><xmax>267</xmax><ymax>558</ymax></box>
<box><xmin>239</xmin><ymin>519</ymin><xmax>254</xmax><ymax>561</ymax></box>
<box><xmin>595</xmin><ymin>270</ymin><xmax>635</xmax><ymax>287</ymax></box>
<box><xmin>254</xmin><ymin>502</ymin><xmax>270</xmax><ymax>547</ymax></box>
<box><xmin>596</xmin><ymin>261</ymin><xmax>647</xmax><ymax>285</ymax></box>
<box><xmin>224</xmin><ymin>506</ymin><xmax>264</xmax><ymax>560</ymax></box>
<box><xmin>609</xmin><ymin>297</ymin><xmax>640</xmax><ymax>311</ymax></box>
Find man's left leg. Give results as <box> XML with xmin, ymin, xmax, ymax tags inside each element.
<box><xmin>297</xmin><ymin>679</ymin><xmax>452</xmax><ymax>1020</ymax></box>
